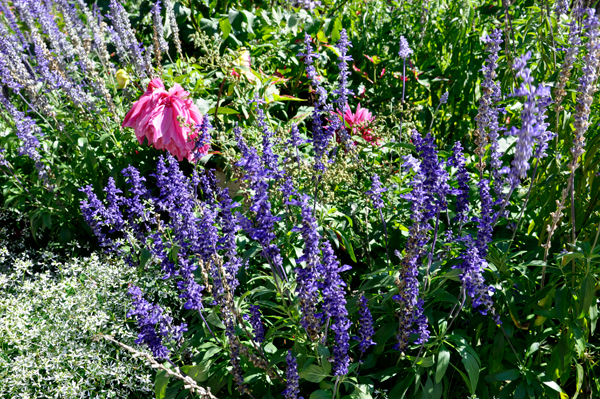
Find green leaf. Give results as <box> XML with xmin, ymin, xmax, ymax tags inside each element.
<box><xmin>181</xmin><ymin>364</ymin><xmax>208</xmax><ymax>382</ymax></box>
<box><xmin>578</xmin><ymin>274</ymin><xmax>596</xmax><ymax>318</ymax></box>
<box><xmin>42</xmin><ymin>212</ymin><xmax>52</xmax><ymax>229</ymax></box>
<box><xmin>155</xmin><ymin>370</ymin><xmax>169</xmax><ymax>399</ymax></box>
<box><xmin>336</xmin><ymin>228</ymin><xmax>357</xmax><ymax>262</ymax></box>
<box><xmin>388</xmin><ymin>371</ymin><xmax>416</xmax><ymax>399</ymax></box>
<box><xmin>575</xmin><ymin>363</ymin><xmax>584</xmax><ymax>399</ymax></box>
<box><xmin>541</xmin><ymin>379</ymin><xmax>563</xmax><ymax>393</ymax></box>
<box><xmin>590</xmin><ymin>303</ymin><xmax>598</xmax><ymax>334</ymax></box>
<box><xmin>485</xmin><ymin>369</ymin><xmax>520</xmax><ymax>382</ymax></box>
<box><xmin>272</xmin><ymin>94</ymin><xmax>304</xmax><ymax>102</ymax></box>
<box><xmin>299</xmin><ymin>364</ymin><xmax>329</xmax><ymax>383</ymax></box>
<box><xmin>555</xmin><ymin>286</ymin><xmax>570</xmax><ymax>320</ymax></box>
<box><xmin>240</xmin><ymin>10</ymin><xmax>255</xmax><ymax>34</ymax></box>
<box><xmin>207</xmin><ymin>106</ymin><xmax>239</xmax><ymax>114</ymax></box>
<box><xmin>219</xmin><ymin>17</ymin><xmax>231</xmax><ymax>39</ymax></box>
<box><xmin>309</xmin><ymin>390</ymin><xmax>332</xmax><ymax>399</ymax></box>
<box><xmin>435</xmin><ymin>345</ymin><xmax>450</xmax><ymax>383</ymax></box>
<box><xmin>461</xmin><ymin>352</ymin><xmax>480</xmax><ymax>395</ymax></box>
<box><xmin>139</xmin><ymin>247</ymin><xmax>152</xmax><ymax>268</ymax></box>
<box><xmin>206</xmin><ymin>309</ymin><xmax>226</xmax><ymax>329</ymax></box>
<box><xmin>498</xmin><ymin>380</ymin><xmax>518</xmax><ymax>399</ymax></box>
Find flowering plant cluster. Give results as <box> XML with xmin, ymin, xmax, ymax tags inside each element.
<box><xmin>3</xmin><ymin>0</ymin><xmax>600</xmax><ymax>398</ymax></box>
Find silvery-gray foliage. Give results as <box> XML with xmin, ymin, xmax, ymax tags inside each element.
<box><xmin>0</xmin><ymin>250</ymin><xmax>154</xmax><ymax>398</ymax></box>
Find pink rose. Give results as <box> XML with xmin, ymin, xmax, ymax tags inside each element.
<box><xmin>123</xmin><ymin>79</ymin><xmax>207</xmax><ymax>161</ymax></box>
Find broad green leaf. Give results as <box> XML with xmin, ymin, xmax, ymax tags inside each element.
<box><xmin>485</xmin><ymin>369</ymin><xmax>520</xmax><ymax>382</ymax></box>
<box><xmin>309</xmin><ymin>389</ymin><xmax>332</xmax><ymax>399</ymax></box>
<box><xmin>219</xmin><ymin>18</ymin><xmax>231</xmax><ymax>39</ymax></box>
<box><xmin>272</xmin><ymin>94</ymin><xmax>304</xmax><ymax>102</ymax></box>
<box><xmin>388</xmin><ymin>371</ymin><xmax>416</xmax><ymax>399</ymax></box>
<box><xmin>435</xmin><ymin>345</ymin><xmax>450</xmax><ymax>383</ymax></box>
<box><xmin>575</xmin><ymin>363</ymin><xmax>584</xmax><ymax>399</ymax></box>
<box><xmin>299</xmin><ymin>364</ymin><xmax>329</xmax><ymax>383</ymax></box>
<box><xmin>155</xmin><ymin>370</ymin><xmax>169</xmax><ymax>399</ymax></box>
<box><xmin>206</xmin><ymin>309</ymin><xmax>225</xmax><ymax>329</ymax></box>
<box><xmin>181</xmin><ymin>364</ymin><xmax>208</xmax><ymax>382</ymax></box>
<box><xmin>578</xmin><ymin>274</ymin><xmax>596</xmax><ymax>318</ymax></box>
<box><xmin>207</xmin><ymin>106</ymin><xmax>239</xmax><ymax>114</ymax></box>
<box><xmin>336</xmin><ymin>228</ymin><xmax>357</xmax><ymax>262</ymax></box>
<box><xmin>139</xmin><ymin>247</ymin><xmax>152</xmax><ymax>268</ymax></box>
<box><xmin>461</xmin><ymin>352</ymin><xmax>479</xmax><ymax>395</ymax></box>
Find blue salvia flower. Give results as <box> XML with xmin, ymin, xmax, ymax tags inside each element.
<box><xmin>333</xmin><ymin>29</ymin><xmax>354</xmax><ymax>145</ymax></box>
<box><xmin>197</xmin><ymin>169</ymin><xmax>218</xmax><ymax>205</ymax></box>
<box><xmin>412</xmin><ymin>131</ymin><xmax>452</xmax><ymax>218</ymax></box>
<box><xmin>151</xmin><ymin>0</ymin><xmax>169</xmax><ymax>54</ymax></box>
<box><xmin>235</xmin><ymin>124</ymin><xmax>262</xmax><ymax>177</ymax></box>
<box><xmin>298</xmin><ymin>33</ymin><xmax>333</xmax><ymax>171</ymax></box>
<box><xmin>176</xmin><ymin>257</ymin><xmax>205</xmax><ymax>311</ymax></box>
<box><xmin>393</xmin><ymin>154</ymin><xmax>430</xmax><ymax>351</ymax></box>
<box><xmin>76</xmin><ymin>0</ymin><xmax>113</xmax><ymax>70</ymax></box>
<box><xmin>283</xmin><ymin>350</ymin><xmax>302</xmax><ymax>399</ymax></box>
<box><xmin>251</xmin><ymin>97</ymin><xmax>282</xmax><ymax>179</ymax></box>
<box><xmin>244</xmin><ymin>304</ymin><xmax>266</xmax><ymax>344</ymax></box>
<box><xmin>23</xmin><ymin>0</ymin><xmax>75</xmax><ymax>65</ymax></box>
<box><xmin>572</xmin><ymin>9</ymin><xmax>600</xmax><ymax>165</ymax></box>
<box><xmin>354</xmin><ymin>295</ymin><xmax>376</xmax><ymax>356</ymax></box>
<box><xmin>366</xmin><ymin>173</ymin><xmax>387</xmax><ymax>210</ymax></box>
<box><xmin>0</xmin><ymin>95</ymin><xmax>43</xmax><ymax>165</ymax></box>
<box><xmin>533</xmin><ymin>86</ymin><xmax>554</xmax><ymax>159</ymax></box>
<box><xmin>474</xmin><ymin>179</ymin><xmax>495</xmax><ymax>258</ymax></box>
<box><xmin>555</xmin><ymin>0</ymin><xmax>569</xmax><ymax>16</ymax></box>
<box><xmin>288</xmin><ymin>123</ymin><xmax>306</xmax><ymax>169</ymax></box>
<box><xmin>27</xmin><ymin>28</ymin><xmax>93</xmax><ymax>108</ymax></box>
<box><xmin>398</xmin><ymin>36</ymin><xmax>413</xmax><ymax>59</ymax></box>
<box><xmin>447</xmin><ymin>142</ymin><xmax>470</xmax><ymax>225</ymax></box>
<box><xmin>290</xmin><ymin>194</ymin><xmax>321</xmax><ymax>337</ymax></box>
<box><xmin>164</xmin><ymin>0</ymin><xmax>182</xmax><ymax>57</ymax></box>
<box><xmin>108</xmin><ymin>0</ymin><xmax>148</xmax><ymax>77</ymax></box>
<box><xmin>0</xmin><ymin>148</ymin><xmax>8</xmax><ymax>167</ymax></box>
<box><xmin>478</xmin><ymin>29</ymin><xmax>505</xmax><ymax>199</ymax></box>
<box><xmin>80</xmin><ymin>185</ymin><xmax>114</xmax><ymax>249</ymax></box>
<box><xmin>236</xmin><ymin>127</ymin><xmax>286</xmax><ymax>281</ymax></box>
<box><xmin>127</xmin><ymin>285</ymin><xmax>188</xmax><ymax>359</ymax></box>
<box><xmin>104</xmin><ymin>177</ymin><xmax>126</xmax><ymax>234</ymax></box>
<box><xmin>440</xmin><ymin>91</ymin><xmax>449</xmax><ymax>104</ymax></box>
<box><xmin>225</xmin><ymin>323</ymin><xmax>249</xmax><ymax>394</ymax></box>
<box><xmin>0</xmin><ymin>23</ymin><xmax>33</xmax><ymax>91</ymax></box>
<box><xmin>319</xmin><ymin>240</ymin><xmax>352</xmax><ymax>376</ymax></box>
<box><xmin>290</xmin><ymin>0</ymin><xmax>321</xmax><ymax>11</ymax></box>
<box><xmin>456</xmin><ymin>237</ymin><xmax>499</xmax><ymax>324</ymax></box>
<box><xmin>217</xmin><ymin>188</ymin><xmax>243</xmax><ymax>295</ymax></box>
<box><xmin>507</xmin><ymin>51</ymin><xmax>552</xmax><ymax>187</ymax></box>
<box><xmin>0</xmin><ymin>0</ymin><xmax>28</xmax><ymax>51</ymax></box>
<box><xmin>193</xmin><ymin>114</ymin><xmax>213</xmax><ymax>161</ymax></box>
<box><xmin>121</xmin><ymin>166</ymin><xmax>155</xmax><ymax>241</ymax></box>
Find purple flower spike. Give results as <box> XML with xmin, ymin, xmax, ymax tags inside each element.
<box><xmin>245</xmin><ymin>304</ymin><xmax>266</xmax><ymax>344</ymax></box>
<box><xmin>127</xmin><ymin>286</ymin><xmax>188</xmax><ymax>360</ymax></box>
<box><xmin>354</xmin><ymin>295</ymin><xmax>376</xmax><ymax>356</ymax></box>
<box><xmin>283</xmin><ymin>350</ymin><xmax>303</xmax><ymax>399</ymax></box>
<box><xmin>398</xmin><ymin>36</ymin><xmax>413</xmax><ymax>59</ymax></box>
<box><xmin>366</xmin><ymin>173</ymin><xmax>387</xmax><ymax>210</ymax></box>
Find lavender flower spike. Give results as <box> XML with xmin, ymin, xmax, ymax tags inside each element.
<box><xmin>333</xmin><ymin>29</ymin><xmax>354</xmax><ymax>145</ymax></box>
<box><xmin>319</xmin><ymin>240</ymin><xmax>352</xmax><ymax>376</ymax></box>
<box><xmin>245</xmin><ymin>304</ymin><xmax>266</xmax><ymax>344</ymax></box>
<box><xmin>398</xmin><ymin>36</ymin><xmax>413</xmax><ymax>59</ymax></box>
<box><xmin>127</xmin><ymin>286</ymin><xmax>188</xmax><ymax>359</ymax></box>
<box><xmin>366</xmin><ymin>173</ymin><xmax>387</xmax><ymax>210</ymax></box>
<box><xmin>354</xmin><ymin>295</ymin><xmax>376</xmax><ymax>356</ymax></box>
<box><xmin>283</xmin><ymin>350</ymin><xmax>302</xmax><ymax>399</ymax></box>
